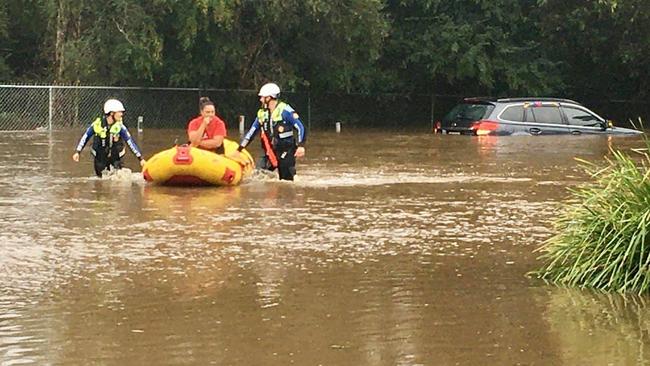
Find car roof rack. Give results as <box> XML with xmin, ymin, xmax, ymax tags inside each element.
<box><xmin>496</xmin><ymin>97</ymin><xmax>581</xmax><ymax>104</ymax></box>
<box><xmin>462</xmin><ymin>97</ymin><xmax>497</xmax><ymax>103</ymax></box>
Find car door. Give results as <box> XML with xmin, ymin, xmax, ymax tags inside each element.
<box><xmin>522</xmin><ymin>103</ymin><xmax>569</xmax><ymax>135</ymax></box>
<box><xmin>561</xmin><ymin>105</ymin><xmax>607</xmax><ymax>135</ymax></box>
<box><xmin>496</xmin><ymin>104</ymin><xmax>527</xmax><ymax>135</ymax></box>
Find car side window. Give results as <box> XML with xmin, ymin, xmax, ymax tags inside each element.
<box><xmin>524</xmin><ymin>107</ymin><xmax>535</xmax><ymax>122</ymax></box>
<box><xmin>563</xmin><ymin>107</ymin><xmax>602</xmax><ymax>127</ymax></box>
<box><xmin>530</xmin><ymin>106</ymin><xmax>563</xmax><ymax>124</ymax></box>
<box><xmin>500</xmin><ymin>106</ymin><xmax>525</xmax><ymax>122</ymax></box>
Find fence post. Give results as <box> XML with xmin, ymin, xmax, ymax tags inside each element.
<box><xmin>238</xmin><ymin>115</ymin><xmax>245</xmax><ymax>136</ymax></box>
<box><xmin>48</xmin><ymin>87</ymin><xmax>53</xmax><ymax>131</ymax></box>
<box><xmin>307</xmin><ymin>90</ymin><xmax>311</xmax><ymax>131</ymax></box>
<box><xmin>430</xmin><ymin>94</ymin><xmax>436</xmax><ymax>132</ymax></box>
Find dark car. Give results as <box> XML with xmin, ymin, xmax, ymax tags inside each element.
<box><xmin>437</xmin><ymin>97</ymin><xmax>642</xmax><ymax>136</ymax></box>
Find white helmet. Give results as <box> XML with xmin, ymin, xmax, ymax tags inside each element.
<box><xmin>103</xmin><ymin>99</ymin><xmax>125</xmax><ymax>114</ymax></box>
<box><xmin>258</xmin><ymin>83</ymin><xmax>281</xmax><ymax>98</ymax></box>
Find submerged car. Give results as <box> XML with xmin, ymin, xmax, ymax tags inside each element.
<box><xmin>437</xmin><ymin>97</ymin><xmax>642</xmax><ymax>136</ymax></box>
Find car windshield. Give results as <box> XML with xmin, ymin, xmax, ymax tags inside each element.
<box><xmin>443</xmin><ymin>103</ymin><xmax>494</xmax><ymax>122</ymax></box>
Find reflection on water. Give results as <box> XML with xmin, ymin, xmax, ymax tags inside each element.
<box><xmin>0</xmin><ymin>130</ymin><xmax>647</xmax><ymax>365</ymax></box>
<box><xmin>545</xmin><ymin>288</ymin><xmax>650</xmax><ymax>365</ymax></box>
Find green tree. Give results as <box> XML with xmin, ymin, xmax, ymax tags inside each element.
<box><xmin>280</xmin><ymin>0</ymin><xmax>389</xmax><ymax>92</ymax></box>
<box><xmin>381</xmin><ymin>0</ymin><xmax>562</xmax><ymax>96</ymax></box>
<box><xmin>537</xmin><ymin>0</ymin><xmax>650</xmax><ymax>100</ymax></box>
<box><xmin>0</xmin><ymin>0</ymin><xmax>10</xmax><ymax>80</ymax></box>
<box><xmin>45</xmin><ymin>0</ymin><xmax>163</xmax><ymax>84</ymax></box>
<box><xmin>153</xmin><ymin>0</ymin><xmax>388</xmax><ymax>91</ymax></box>
<box><xmin>152</xmin><ymin>0</ymin><xmax>239</xmax><ymax>87</ymax></box>
<box><xmin>1</xmin><ymin>0</ymin><xmax>50</xmax><ymax>82</ymax></box>
<box><xmin>3</xmin><ymin>0</ymin><xmax>650</xmax><ymax>104</ymax></box>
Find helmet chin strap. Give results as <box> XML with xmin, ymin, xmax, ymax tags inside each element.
<box><xmin>266</xmin><ymin>98</ymin><xmax>277</xmax><ymax>111</ymax></box>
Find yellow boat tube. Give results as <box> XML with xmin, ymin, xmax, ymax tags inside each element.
<box><xmin>142</xmin><ymin>139</ymin><xmax>254</xmax><ymax>186</ymax></box>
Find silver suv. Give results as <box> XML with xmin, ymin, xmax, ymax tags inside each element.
<box><xmin>438</xmin><ymin>97</ymin><xmax>642</xmax><ymax>136</ymax></box>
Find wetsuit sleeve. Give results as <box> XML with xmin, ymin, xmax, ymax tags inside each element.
<box><xmin>282</xmin><ymin>109</ymin><xmax>306</xmax><ymax>146</ymax></box>
<box><xmin>120</xmin><ymin>126</ymin><xmax>143</xmax><ymax>159</ymax></box>
<box><xmin>75</xmin><ymin>126</ymin><xmax>94</xmax><ymax>153</ymax></box>
<box><xmin>238</xmin><ymin>118</ymin><xmax>261</xmax><ymax>151</ymax></box>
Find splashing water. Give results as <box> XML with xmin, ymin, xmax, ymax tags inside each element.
<box><xmin>247</xmin><ymin>168</ymin><xmax>278</xmax><ymax>182</ymax></box>
<box><xmin>101</xmin><ymin>168</ymin><xmax>144</xmax><ymax>183</ymax></box>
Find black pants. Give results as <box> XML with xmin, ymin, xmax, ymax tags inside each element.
<box><xmin>92</xmin><ymin>139</ymin><xmax>125</xmax><ymax>177</ymax></box>
<box><xmin>257</xmin><ymin>144</ymin><xmax>297</xmax><ymax>181</ymax></box>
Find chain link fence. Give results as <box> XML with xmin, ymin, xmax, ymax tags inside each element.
<box><xmin>0</xmin><ymin>84</ymin><xmax>647</xmax><ymax>131</ymax></box>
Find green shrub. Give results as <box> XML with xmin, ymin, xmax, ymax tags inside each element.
<box><xmin>532</xmin><ymin>136</ymin><xmax>650</xmax><ymax>294</ymax></box>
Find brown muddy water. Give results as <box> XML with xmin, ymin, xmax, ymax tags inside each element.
<box><xmin>0</xmin><ymin>129</ymin><xmax>648</xmax><ymax>365</ymax></box>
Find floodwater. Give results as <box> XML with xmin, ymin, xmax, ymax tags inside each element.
<box><xmin>0</xmin><ymin>129</ymin><xmax>648</xmax><ymax>365</ymax></box>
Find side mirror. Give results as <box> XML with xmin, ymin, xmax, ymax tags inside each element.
<box><xmin>606</xmin><ymin>119</ymin><xmax>614</xmax><ymax>129</ymax></box>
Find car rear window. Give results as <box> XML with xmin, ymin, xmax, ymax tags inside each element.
<box><xmin>500</xmin><ymin>106</ymin><xmax>525</xmax><ymax>122</ymax></box>
<box><xmin>443</xmin><ymin>103</ymin><xmax>494</xmax><ymax>122</ymax></box>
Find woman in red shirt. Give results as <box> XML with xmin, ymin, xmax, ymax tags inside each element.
<box><xmin>187</xmin><ymin>97</ymin><xmax>227</xmax><ymax>154</ymax></box>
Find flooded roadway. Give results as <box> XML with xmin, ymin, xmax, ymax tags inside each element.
<box><xmin>0</xmin><ymin>129</ymin><xmax>648</xmax><ymax>365</ymax></box>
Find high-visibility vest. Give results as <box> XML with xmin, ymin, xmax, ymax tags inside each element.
<box><xmin>92</xmin><ymin>117</ymin><xmax>122</xmax><ymax>139</ymax></box>
<box><xmin>257</xmin><ymin>102</ymin><xmax>288</xmax><ymax>135</ymax></box>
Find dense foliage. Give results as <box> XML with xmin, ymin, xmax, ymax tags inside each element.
<box><xmin>533</xmin><ymin>136</ymin><xmax>650</xmax><ymax>294</ymax></box>
<box><xmin>0</xmin><ymin>0</ymin><xmax>647</xmax><ymax>101</ymax></box>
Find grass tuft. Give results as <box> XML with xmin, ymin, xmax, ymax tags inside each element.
<box><xmin>532</xmin><ymin>131</ymin><xmax>650</xmax><ymax>294</ymax></box>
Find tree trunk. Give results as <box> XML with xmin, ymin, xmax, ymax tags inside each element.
<box><xmin>54</xmin><ymin>0</ymin><xmax>66</xmax><ymax>83</ymax></box>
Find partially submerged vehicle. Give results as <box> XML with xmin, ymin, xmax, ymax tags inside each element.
<box><xmin>437</xmin><ymin>97</ymin><xmax>642</xmax><ymax>136</ymax></box>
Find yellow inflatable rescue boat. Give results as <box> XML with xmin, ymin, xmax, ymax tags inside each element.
<box><xmin>143</xmin><ymin>139</ymin><xmax>254</xmax><ymax>186</ymax></box>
